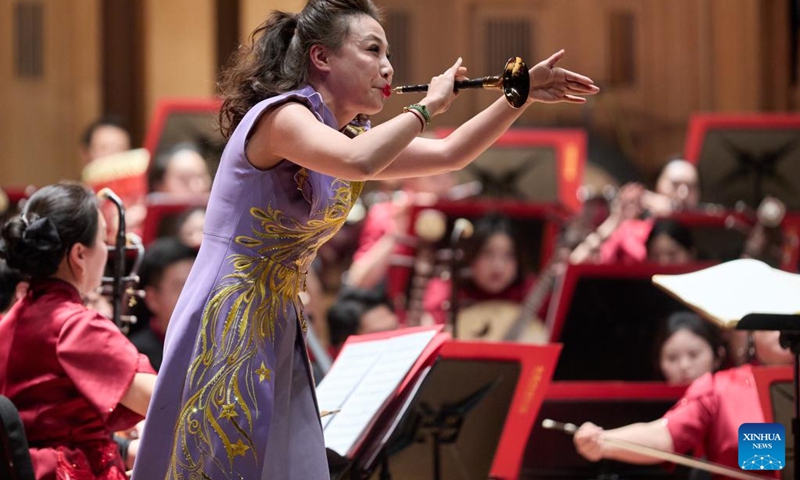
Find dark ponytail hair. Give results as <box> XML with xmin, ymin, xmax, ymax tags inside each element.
<box><xmin>0</xmin><ymin>182</ymin><xmax>99</xmax><ymax>280</ymax></box>
<box><xmin>217</xmin><ymin>0</ymin><xmax>382</xmax><ymax>138</ymax></box>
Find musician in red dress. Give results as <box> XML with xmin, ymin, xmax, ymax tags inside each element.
<box><xmin>573</xmin><ymin>330</ymin><xmax>791</xmax><ymax>477</ymax></box>
<box><xmin>422</xmin><ymin>213</ymin><xmax>550</xmax><ymax>342</ymax></box>
<box><xmin>0</xmin><ymin>182</ymin><xmax>156</xmax><ymax>480</ymax></box>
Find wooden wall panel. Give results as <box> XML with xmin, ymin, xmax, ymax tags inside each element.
<box><xmin>240</xmin><ymin>0</ymin><xmax>305</xmax><ymax>42</ymax></box>
<box><xmin>142</xmin><ymin>0</ymin><xmax>216</xmax><ymax>123</ymax></box>
<box><xmin>1</xmin><ymin>0</ymin><xmax>795</xmax><ymax>187</ymax></box>
<box><xmin>0</xmin><ymin>0</ymin><xmax>14</xmax><ymax>185</ymax></box>
<box><xmin>0</xmin><ymin>0</ymin><xmax>101</xmax><ymax>187</ymax></box>
<box><xmin>709</xmin><ymin>0</ymin><xmax>762</xmax><ymax>111</ymax></box>
<box><xmin>759</xmin><ymin>0</ymin><xmax>790</xmax><ymax>111</ymax></box>
<box><xmin>370</xmin><ymin>0</ymin><xmax>467</xmax><ymax>125</ymax></box>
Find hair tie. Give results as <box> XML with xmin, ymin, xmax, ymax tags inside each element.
<box><xmin>21</xmin><ymin>217</ymin><xmax>62</xmax><ymax>253</ymax></box>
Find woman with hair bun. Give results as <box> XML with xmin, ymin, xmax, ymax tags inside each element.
<box><xmin>0</xmin><ymin>181</ymin><xmax>156</xmax><ymax>480</ymax></box>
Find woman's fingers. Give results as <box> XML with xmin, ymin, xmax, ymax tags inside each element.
<box><xmin>564</xmin><ymin>70</ymin><xmax>599</xmax><ymax>90</ymax></box>
<box><xmin>424</xmin><ymin>58</ymin><xmax>467</xmax><ymax>115</ymax></box>
<box><xmin>544</xmin><ymin>49</ymin><xmax>565</xmax><ymax>68</ymax></box>
<box><xmin>562</xmin><ymin>94</ymin><xmax>588</xmax><ymax>104</ymax></box>
<box><xmin>448</xmin><ymin>57</ymin><xmax>463</xmax><ymax>74</ymax></box>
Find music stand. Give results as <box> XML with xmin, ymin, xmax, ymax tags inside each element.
<box><xmin>754</xmin><ymin>365</ymin><xmax>795</xmax><ymax>480</ymax></box>
<box><xmin>142</xmin><ymin>98</ymin><xmax>225</xmax><ymax>178</ymax></box>
<box><xmin>432</xmin><ymin>127</ymin><xmax>587</xmax><ymax>213</ymax></box>
<box><xmin>548</xmin><ymin>262</ymin><xmax>714</xmax><ymax>381</ymax></box>
<box><xmin>738</xmin><ymin>313</ymin><xmax>800</xmax><ymax>480</ymax></box>
<box><xmin>684</xmin><ymin>113</ymin><xmax>800</xmax><ymax>211</ymax></box>
<box><xmin>524</xmin><ymin>381</ymin><xmax>688</xmax><ymax>479</ymax></box>
<box><xmin>341</xmin><ymin>342</ymin><xmax>560</xmax><ymax>480</ymax></box>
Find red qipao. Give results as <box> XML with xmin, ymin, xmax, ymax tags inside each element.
<box><xmin>0</xmin><ymin>279</ymin><xmax>155</xmax><ymax>480</ymax></box>
<box><xmin>662</xmin><ymin>364</ymin><xmax>779</xmax><ymax>479</ymax></box>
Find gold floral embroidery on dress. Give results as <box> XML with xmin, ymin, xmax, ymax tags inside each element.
<box><xmin>167</xmin><ymin>176</ymin><xmax>364</xmax><ymax>479</ymax></box>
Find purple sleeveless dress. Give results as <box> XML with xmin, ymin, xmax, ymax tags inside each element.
<box><xmin>132</xmin><ymin>86</ymin><xmax>364</xmax><ymax>480</ymax></box>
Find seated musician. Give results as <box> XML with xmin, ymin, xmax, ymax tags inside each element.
<box><xmin>79</xmin><ymin>116</ymin><xmax>132</xmax><ymax>167</ymax></box>
<box><xmin>423</xmin><ymin>212</ymin><xmax>548</xmax><ymax>342</ymax></box>
<box><xmin>645</xmin><ymin>218</ymin><xmax>696</xmax><ymax>265</ymax></box>
<box><xmin>173</xmin><ymin>206</ymin><xmax>206</xmax><ymax>249</ymax></box>
<box><xmin>573</xmin><ymin>330</ymin><xmax>792</xmax><ymax>476</ymax></box>
<box><xmin>0</xmin><ymin>182</ymin><xmax>156</xmax><ymax>480</ymax></box>
<box><xmin>129</xmin><ymin>237</ymin><xmax>197</xmax><ymax>371</ymax></box>
<box><xmin>147</xmin><ymin>142</ymin><xmax>212</xmax><ymax>197</ymax></box>
<box><xmin>571</xmin><ymin>159</ymin><xmax>700</xmax><ymax>265</ymax></box>
<box><xmin>327</xmin><ymin>286</ymin><xmax>399</xmax><ymax>357</ymax></box>
<box><xmin>654</xmin><ymin>311</ymin><xmax>725</xmax><ymax>384</ymax></box>
<box><xmin>346</xmin><ymin>173</ymin><xmax>457</xmax><ymax>291</ymax></box>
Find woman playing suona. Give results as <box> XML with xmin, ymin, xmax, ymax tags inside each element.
<box><xmin>132</xmin><ymin>0</ymin><xmax>598</xmax><ymax>478</ymax></box>
<box><xmin>0</xmin><ymin>182</ymin><xmax>156</xmax><ymax>480</ymax></box>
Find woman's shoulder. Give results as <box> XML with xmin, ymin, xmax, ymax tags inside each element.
<box><xmin>27</xmin><ymin>280</ymin><xmax>85</xmax><ymax>316</ymax></box>
<box><xmin>712</xmin><ymin>364</ymin><xmax>755</xmax><ymax>387</ymax></box>
<box><xmin>56</xmin><ymin>304</ymin><xmax>129</xmax><ymax>350</ymax></box>
<box><xmin>682</xmin><ymin>364</ymin><xmax>754</xmax><ymax>400</ymax></box>
<box><xmin>25</xmin><ymin>281</ymin><xmax>110</xmax><ymax>328</ymax></box>
<box><xmin>240</xmin><ymin>85</ymin><xmax>333</xmax><ymax>133</ymax></box>
<box><xmin>9</xmin><ymin>284</ymin><xmax>95</xmax><ymax>340</ymax></box>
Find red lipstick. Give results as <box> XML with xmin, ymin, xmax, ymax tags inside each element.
<box><xmin>382</xmin><ymin>85</ymin><xmax>392</xmax><ymax>97</ymax></box>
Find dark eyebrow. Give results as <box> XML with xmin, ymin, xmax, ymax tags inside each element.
<box><xmin>362</xmin><ymin>33</ymin><xmax>387</xmax><ymax>48</ymax></box>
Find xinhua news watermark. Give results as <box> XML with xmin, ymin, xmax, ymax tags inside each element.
<box><xmin>739</xmin><ymin>423</ymin><xmax>785</xmax><ymax>471</ymax></box>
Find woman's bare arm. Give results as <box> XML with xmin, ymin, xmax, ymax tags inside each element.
<box><xmin>119</xmin><ymin>372</ymin><xmax>156</xmax><ymax>417</ymax></box>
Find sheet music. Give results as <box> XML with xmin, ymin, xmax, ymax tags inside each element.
<box><xmin>318</xmin><ymin>329</ymin><xmax>437</xmax><ymax>457</ymax></box>
<box><xmin>316</xmin><ymin>340</ymin><xmax>383</xmax><ymax>429</ymax></box>
<box><xmin>653</xmin><ymin>259</ymin><xmax>800</xmax><ymax>327</ymax></box>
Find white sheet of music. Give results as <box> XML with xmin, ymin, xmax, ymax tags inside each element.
<box><xmin>317</xmin><ymin>329</ymin><xmax>437</xmax><ymax>457</ymax></box>
<box><xmin>316</xmin><ymin>340</ymin><xmax>383</xmax><ymax>429</ymax></box>
<box><xmin>653</xmin><ymin>259</ymin><xmax>800</xmax><ymax>327</ymax></box>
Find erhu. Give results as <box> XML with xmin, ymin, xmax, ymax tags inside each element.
<box><xmin>394</xmin><ymin>56</ymin><xmax>530</xmax><ymax>108</ymax></box>
<box><xmin>542</xmin><ymin>419</ymin><xmax>766</xmax><ymax>480</ymax></box>
<box><xmin>97</xmin><ymin>188</ymin><xmax>145</xmax><ymax>333</ymax></box>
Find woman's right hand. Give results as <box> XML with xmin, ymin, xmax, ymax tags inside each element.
<box><xmin>573</xmin><ymin>422</ymin><xmax>606</xmax><ymax>462</ymax></box>
<box><xmin>419</xmin><ymin>57</ymin><xmax>465</xmax><ymax>116</ymax></box>
<box><xmin>611</xmin><ymin>182</ymin><xmax>646</xmax><ymax>221</ymax></box>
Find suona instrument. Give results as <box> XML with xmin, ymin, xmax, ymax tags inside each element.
<box><xmin>394</xmin><ymin>56</ymin><xmax>530</xmax><ymax>108</ymax></box>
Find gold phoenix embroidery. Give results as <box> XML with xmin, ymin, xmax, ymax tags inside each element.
<box><xmin>167</xmin><ymin>175</ymin><xmax>363</xmax><ymax>479</ymax></box>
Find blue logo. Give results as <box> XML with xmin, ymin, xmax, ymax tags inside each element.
<box><xmin>739</xmin><ymin>423</ymin><xmax>785</xmax><ymax>471</ymax></box>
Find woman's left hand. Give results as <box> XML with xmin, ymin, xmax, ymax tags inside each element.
<box><xmin>528</xmin><ymin>49</ymin><xmax>599</xmax><ymax>104</ymax></box>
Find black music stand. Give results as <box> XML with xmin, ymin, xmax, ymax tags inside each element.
<box><xmin>738</xmin><ymin>313</ymin><xmax>800</xmax><ymax>480</ymax></box>
<box><xmin>341</xmin><ymin>357</ymin><xmax>522</xmax><ymax>480</ymax></box>
<box><xmin>686</xmin><ymin>115</ymin><xmax>800</xmax><ymax>211</ymax></box>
